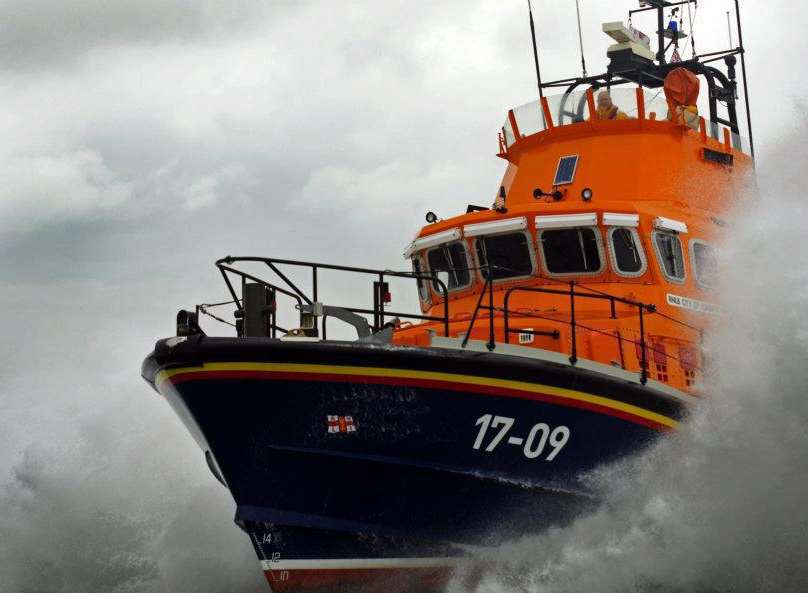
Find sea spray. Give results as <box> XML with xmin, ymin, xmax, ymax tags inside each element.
<box><xmin>447</xmin><ymin>134</ymin><xmax>808</xmax><ymax>593</ymax></box>
<box><xmin>0</xmin><ymin>390</ymin><xmax>266</xmax><ymax>593</ymax></box>
<box><xmin>1</xmin><ymin>132</ymin><xmax>805</xmax><ymax>593</ymax></box>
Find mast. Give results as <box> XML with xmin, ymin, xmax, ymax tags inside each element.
<box><xmin>527</xmin><ymin>0</ymin><xmax>544</xmax><ymax>102</ymax></box>
<box><xmin>574</xmin><ymin>0</ymin><xmax>588</xmax><ymax>77</ymax></box>
<box><xmin>655</xmin><ymin>1</ymin><xmax>666</xmax><ymax>64</ymax></box>
<box><xmin>734</xmin><ymin>0</ymin><xmax>755</xmax><ymax>158</ymax></box>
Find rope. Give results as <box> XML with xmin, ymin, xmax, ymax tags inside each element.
<box><xmin>531</xmin><ymin>276</ymin><xmax>703</xmax><ymax>334</ymax></box>
<box><xmin>199</xmin><ymin>299</ymin><xmax>238</xmax><ymax>308</ymax></box>
<box><xmin>687</xmin><ymin>1</ymin><xmax>697</xmax><ymax>58</ymax></box>
<box><xmin>198</xmin><ymin>305</ymin><xmax>237</xmax><ymax>328</ymax></box>
<box><xmin>647</xmin><ymin>307</ymin><xmax>704</xmax><ymax>333</ymax></box>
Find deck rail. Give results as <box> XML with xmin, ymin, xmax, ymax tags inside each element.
<box><xmin>195</xmin><ymin>256</ymin><xmax>703</xmax><ymax>386</ymax></box>
<box><xmin>212</xmin><ymin>256</ymin><xmax>451</xmax><ymax>339</ymax></box>
<box><xmin>462</xmin><ymin>271</ymin><xmax>703</xmax><ymax>385</ymax></box>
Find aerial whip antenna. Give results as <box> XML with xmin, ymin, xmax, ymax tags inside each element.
<box><xmin>527</xmin><ymin>0</ymin><xmax>545</xmax><ymax>102</ymax></box>
<box><xmin>574</xmin><ymin>0</ymin><xmax>588</xmax><ymax>77</ymax></box>
<box><xmin>686</xmin><ymin>1</ymin><xmax>696</xmax><ymax>58</ymax></box>
<box><xmin>527</xmin><ymin>0</ymin><xmax>547</xmax><ymax>129</ymax></box>
<box><xmin>726</xmin><ymin>11</ymin><xmax>733</xmax><ymax>47</ymax></box>
<box><xmin>733</xmin><ymin>0</ymin><xmax>755</xmax><ymax>158</ymax></box>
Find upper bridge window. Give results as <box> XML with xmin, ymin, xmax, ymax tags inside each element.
<box><xmin>653</xmin><ymin>231</ymin><xmax>686</xmax><ymax>283</ymax></box>
<box><xmin>411</xmin><ymin>257</ymin><xmax>431</xmax><ymax>304</ymax></box>
<box><xmin>539</xmin><ymin>228</ymin><xmax>603</xmax><ymax>275</ymax></box>
<box><xmin>691</xmin><ymin>240</ymin><xmax>717</xmax><ymax>289</ymax></box>
<box><xmin>427</xmin><ymin>242</ymin><xmax>471</xmax><ymax>292</ymax></box>
<box><xmin>475</xmin><ymin>233</ymin><xmax>534</xmax><ymax>280</ymax></box>
<box><xmin>609</xmin><ymin>227</ymin><xmax>646</xmax><ymax>276</ymax></box>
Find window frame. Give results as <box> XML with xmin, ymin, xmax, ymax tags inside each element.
<box><xmin>410</xmin><ymin>254</ymin><xmax>432</xmax><ymax>307</ymax></box>
<box><xmin>652</xmin><ymin>230</ymin><xmax>687</xmax><ymax>284</ymax></box>
<box><xmin>607</xmin><ymin>226</ymin><xmax>648</xmax><ymax>278</ymax></box>
<box><xmin>689</xmin><ymin>239</ymin><xmax>717</xmax><ymax>290</ymax></box>
<box><xmin>537</xmin><ymin>226</ymin><xmax>606</xmax><ymax>278</ymax></box>
<box><xmin>473</xmin><ymin>230</ymin><xmax>537</xmax><ymax>284</ymax></box>
<box><xmin>425</xmin><ymin>240</ymin><xmax>473</xmax><ymax>295</ymax></box>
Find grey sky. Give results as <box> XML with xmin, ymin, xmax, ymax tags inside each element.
<box><xmin>0</xmin><ymin>1</ymin><xmax>803</xmax><ymax>592</ymax></box>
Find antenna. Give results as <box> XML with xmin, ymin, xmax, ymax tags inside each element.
<box><xmin>574</xmin><ymin>0</ymin><xmax>588</xmax><ymax>77</ymax></box>
<box><xmin>527</xmin><ymin>0</ymin><xmax>544</xmax><ymax>102</ymax></box>
<box><xmin>734</xmin><ymin>0</ymin><xmax>755</xmax><ymax>158</ymax></box>
<box><xmin>726</xmin><ymin>11</ymin><xmax>733</xmax><ymax>47</ymax></box>
<box><xmin>686</xmin><ymin>1</ymin><xmax>696</xmax><ymax>58</ymax></box>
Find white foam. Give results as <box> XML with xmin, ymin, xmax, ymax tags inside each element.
<box><xmin>446</xmin><ymin>129</ymin><xmax>808</xmax><ymax>593</ymax></box>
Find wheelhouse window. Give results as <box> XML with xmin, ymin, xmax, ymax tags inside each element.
<box><xmin>691</xmin><ymin>241</ymin><xmax>717</xmax><ymax>288</ymax></box>
<box><xmin>609</xmin><ymin>227</ymin><xmax>646</xmax><ymax>276</ymax></box>
<box><xmin>653</xmin><ymin>231</ymin><xmax>685</xmax><ymax>282</ymax></box>
<box><xmin>411</xmin><ymin>256</ymin><xmax>431</xmax><ymax>303</ymax></box>
<box><xmin>475</xmin><ymin>233</ymin><xmax>534</xmax><ymax>280</ymax></box>
<box><xmin>427</xmin><ymin>242</ymin><xmax>470</xmax><ymax>292</ymax></box>
<box><xmin>540</xmin><ymin>228</ymin><xmax>602</xmax><ymax>275</ymax></box>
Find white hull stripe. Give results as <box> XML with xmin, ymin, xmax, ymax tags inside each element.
<box><xmin>260</xmin><ymin>557</ymin><xmax>464</xmax><ymax>571</ymax></box>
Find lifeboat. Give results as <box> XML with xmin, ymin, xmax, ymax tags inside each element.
<box><xmin>141</xmin><ymin>4</ymin><xmax>754</xmax><ymax>592</ymax></box>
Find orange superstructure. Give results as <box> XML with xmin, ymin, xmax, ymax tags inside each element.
<box><xmin>394</xmin><ymin>85</ymin><xmax>753</xmax><ymax>394</ymax></box>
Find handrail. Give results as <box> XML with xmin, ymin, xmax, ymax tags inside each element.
<box><xmin>459</xmin><ymin>282</ymin><xmax>693</xmax><ymax>385</ymax></box>
<box><xmin>211</xmin><ymin>256</ymin><xmax>702</xmax><ymax>384</ymax></box>
<box><xmin>503</xmin><ymin>83</ymin><xmax>750</xmax><ymax>154</ymax></box>
<box><xmin>214</xmin><ymin>256</ymin><xmax>451</xmax><ymax>338</ymax></box>
<box><xmin>461</xmin><ymin>272</ymin><xmax>493</xmax><ymax>351</ymax></box>
<box><xmin>503</xmin><ymin>283</ymin><xmax>655</xmax><ymax>384</ymax></box>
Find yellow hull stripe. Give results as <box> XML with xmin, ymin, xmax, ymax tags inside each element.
<box><xmin>156</xmin><ymin>362</ymin><xmax>678</xmax><ymax>429</ymax></box>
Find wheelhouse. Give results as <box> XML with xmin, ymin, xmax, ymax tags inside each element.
<box><xmin>406</xmin><ymin>211</ymin><xmax>717</xmax><ymax>308</ymax></box>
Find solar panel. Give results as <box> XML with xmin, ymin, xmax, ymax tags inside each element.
<box><xmin>553</xmin><ymin>155</ymin><xmax>579</xmax><ymax>186</ymax></box>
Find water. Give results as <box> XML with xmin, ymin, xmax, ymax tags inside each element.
<box><xmin>2</xmin><ymin>139</ymin><xmax>807</xmax><ymax>593</ymax></box>
<box><xmin>0</xmin><ymin>288</ymin><xmax>267</xmax><ymax>591</ymax></box>
<box><xmin>448</xmin><ymin>136</ymin><xmax>808</xmax><ymax>592</ymax></box>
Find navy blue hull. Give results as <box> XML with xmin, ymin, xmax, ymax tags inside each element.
<box><xmin>142</xmin><ymin>336</ymin><xmax>686</xmax><ymax>590</ymax></box>
<box><xmin>179</xmin><ymin>376</ymin><xmax>641</xmax><ymax>542</ymax></box>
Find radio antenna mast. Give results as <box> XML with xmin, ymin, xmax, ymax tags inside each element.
<box><xmin>734</xmin><ymin>0</ymin><xmax>755</xmax><ymax>158</ymax></box>
<box><xmin>574</xmin><ymin>0</ymin><xmax>588</xmax><ymax>77</ymax></box>
<box><xmin>686</xmin><ymin>1</ymin><xmax>696</xmax><ymax>57</ymax></box>
<box><xmin>527</xmin><ymin>0</ymin><xmax>544</xmax><ymax>101</ymax></box>
<box><xmin>726</xmin><ymin>11</ymin><xmax>733</xmax><ymax>47</ymax></box>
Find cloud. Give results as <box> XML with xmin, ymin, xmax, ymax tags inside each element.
<box><xmin>0</xmin><ymin>149</ymin><xmax>253</xmax><ymax>240</ymax></box>
<box><xmin>0</xmin><ymin>150</ymin><xmax>131</xmax><ymax>236</ymax></box>
<box><xmin>299</xmin><ymin>159</ymin><xmax>482</xmax><ymax>216</ymax></box>
<box><xmin>0</xmin><ymin>0</ymin><xmax>520</xmax><ymax>250</ymax></box>
<box><xmin>0</xmin><ymin>0</ymin><xmax>292</xmax><ymax>71</ymax></box>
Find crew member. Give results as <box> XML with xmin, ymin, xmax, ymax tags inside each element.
<box><xmin>663</xmin><ymin>67</ymin><xmax>701</xmax><ymax>130</ymax></box>
<box><xmin>669</xmin><ymin>104</ymin><xmax>700</xmax><ymax>130</ymax></box>
<box><xmin>595</xmin><ymin>91</ymin><xmax>629</xmax><ymax>121</ymax></box>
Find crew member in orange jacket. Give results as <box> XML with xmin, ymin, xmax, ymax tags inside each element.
<box><xmin>664</xmin><ymin>67</ymin><xmax>700</xmax><ymax>130</ymax></box>
<box><xmin>595</xmin><ymin>91</ymin><xmax>629</xmax><ymax>120</ymax></box>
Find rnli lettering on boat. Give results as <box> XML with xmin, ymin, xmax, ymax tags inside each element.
<box><xmin>666</xmin><ymin>293</ymin><xmax>719</xmax><ymax>314</ymax></box>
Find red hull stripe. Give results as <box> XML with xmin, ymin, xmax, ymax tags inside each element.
<box><xmin>163</xmin><ymin>366</ymin><xmax>674</xmax><ymax>431</ymax></box>
<box><xmin>263</xmin><ymin>566</ymin><xmax>454</xmax><ymax>593</ymax></box>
